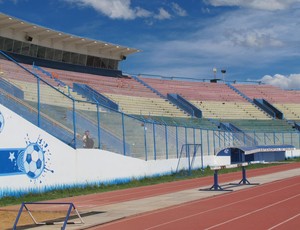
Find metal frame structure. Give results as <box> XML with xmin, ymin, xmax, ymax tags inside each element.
<box><xmin>201</xmin><ymin>162</ymin><xmax>259</xmax><ymax>191</ymax></box>
<box><xmin>175</xmin><ymin>144</ymin><xmax>203</xmax><ymax>175</ymax></box>
<box><xmin>12</xmin><ymin>202</ymin><xmax>84</xmax><ymax>230</ymax></box>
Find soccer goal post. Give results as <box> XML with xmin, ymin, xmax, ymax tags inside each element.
<box><xmin>175</xmin><ymin>144</ymin><xmax>203</xmax><ymax>176</ymax></box>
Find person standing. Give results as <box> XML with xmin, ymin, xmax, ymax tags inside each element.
<box><xmin>82</xmin><ymin>130</ymin><xmax>94</xmax><ymax>148</ymax></box>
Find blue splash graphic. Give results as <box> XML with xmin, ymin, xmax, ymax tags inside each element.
<box><xmin>0</xmin><ymin>135</ymin><xmax>54</xmax><ymax>183</ymax></box>
<box><xmin>0</xmin><ymin>111</ymin><xmax>4</xmax><ymax>133</ymax></box>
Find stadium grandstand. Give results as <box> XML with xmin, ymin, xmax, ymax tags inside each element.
<box><xmin>0</xmin><ymin>12</ymin><xmax>299</xmax><ymax>198</ymax></box>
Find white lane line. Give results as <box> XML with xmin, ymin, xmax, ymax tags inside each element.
<box><xmin>268</xmin><ymin>212</ymin><xmax>300</xmax><ymax>230</ymax></box>
<box><xmin>205</xmin><ymin>194</ymin><xmax>300</xmax><ymax>230</ymax></box>
<box><xmin>143</xmin><ymin>182</ymin><xmax>300</xmax><ymax>230</ymax></box>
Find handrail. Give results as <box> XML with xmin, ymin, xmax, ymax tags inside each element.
<box><xmin>73</xmin><ymin>83</ymin><xmax>119</xmax><ymax>110</ymax></box>
<box><xmin>32</xmin><ymin>64</ymin><xmax>67</xmax><ymax>87</ymax></box>
<box><xmin>0</xmin><ymin>88</ymin><xmax>78</xmax><ymax>140</ymax></box>
<box><xmin>131</xmin><ymin>75</ymin><xmax>167</xmax><ymax>99</ymax></box>
<box><xmin>0</xmin><ymin>51</ymin><xmax>74</xmax><ymax>101</ymax></box>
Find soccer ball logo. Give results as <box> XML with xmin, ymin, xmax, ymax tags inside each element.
<box><xmin>18</xmin><ymin>143</ymin><xmax>45</xmax><ymax>179</ymax></box>
<box><xmin>0</xmin><ymin>111</ymin><xmax>4</xmax><ymax>133</ymax></box>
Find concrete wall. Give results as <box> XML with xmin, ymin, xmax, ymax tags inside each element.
<box><xmin>0</xmin><ymin>104</ymin><xmax>223</xmax><ymax>198</ymax></box>
<box><xmin>286</xmin><ymin>149</ymin><xmax>300</xmax><ymax>158</ymax></box>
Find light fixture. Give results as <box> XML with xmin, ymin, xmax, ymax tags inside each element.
<box><xmin>221</xmin><ymin>69</ymin><xmax>226</xmax><ymax>82</ymax></box>
<box><xmin>213</xmin><ymin>67</ymin><xmax>217</xmax><ymax>79</ymax></box>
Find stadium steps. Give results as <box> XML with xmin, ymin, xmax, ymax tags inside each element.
<box><xmin>141</xmin><ymin>77</ymin><xmax>271</xmax><ymax>120</ymax></box>
<box><xmin>104</xmin><ymin>93</ymin><xmax>188</xmax><ymax>117</ymax></box>
<box><xmin>226</xmin><ymin>83</ymin><xmax>272</xmax><ymax>119</ymax></box>
<box><xmin>137</xmin><ymin>116</ymin><xmax>219</xmax><ymax>130</ymax></box>
<box><xmin>34</xmin><ymin>68</ymin><xmax>190</xmax><ymax>118</ymax></box>
<box><xmin>191</xmin><ymin>101</ymin><xmax>270</xmax><ymax>120</ymax></box>
<box><xmin>132</xmin><ymin>76</ymin><xmax>192</xmax><ymax>117</ymax></box>
<box><xmin>220</xmin><ymin>119</ymin><xmax>297</xmax><ymax>132</ymax></box>
<box><xmin>274</xmin><ymin>103</ymin><xmax>300</xmax><ymax>120</ymax></box>
<box><xmin>233</xmin><ymin>83</ymin><xmax>300</xmax><ymax>122</ymax></box>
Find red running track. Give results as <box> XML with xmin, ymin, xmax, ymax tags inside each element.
<box><xmin>2</xmin><ymin>162</ymin><xmax>300</xmax><ymax>230</ymax></box>
<box><xmin>2</xmin><ymin>163</ymin><xmax>299</xmax><ymax>213</ymax></box>
<box><xmin>58</xmin><ymin>162</ymin><xmax>300</xmax><ymax>211</ymax></box>
<box><xmin>91</xmin><ymin>175</ymin><xmax>300</xmax><ymax>230</ymax></box>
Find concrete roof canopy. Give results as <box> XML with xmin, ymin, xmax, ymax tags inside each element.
<box><xmin>0</xmin><ymin>12</ymin><xmax>140</xmax><ymax>61</ymax></box>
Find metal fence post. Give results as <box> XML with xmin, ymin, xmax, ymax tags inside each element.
<box><xmin>193</xmin><ymin>128</ymin><xmax>196</xmax><ymax>146</ymax></box>
<box><xmin>207</xmin><ymin>130</ymin><xmax>210</xmax><ymax>155</ymax></box>
<box><xmin>153</xmin><ymin>123</ymin><xmax>157</xmax><ymax>160</ymax></box>
<box><xmin>185</xmin><ymin>126</ymin><xmax>188</xmax><ymax>147</ymax></box>
<box><xmin>122</xmin><ymin>113</ymin><xmax>126</xmax><ymax>156</ymax></box>
<box><xmin>165</xmin><ymin>124</ymin><xmax>168</xmax><ymax>159</ymax></box>
<box><xmin>213</xmin><ymin>130</ymin><xmax>216</xmax><ymax>152</ymax></box>
<box><xmin>72</xmin><ymin>99</ymin><xmax>77</xmax><ymax>148</ymax></box>
<box><xmin>37</xmin><ymin>77</ymin><xmax>40</xmax><ymax>127</ymax></box>
<box><xmin>97</xmin><ymin>103</ymin><xmax>101</xmax><ymax>149</ymax></box>
<box><xmin>144</xmin><ymin>122</ymin><xmax>148</xmax><ymax>161</ymax></box>
<box><xmin>200</xmin><ymin>129</ymin><xmax>203</xmax><ymax>154</ymax></box>
<box><xmin>176</xmin><ymin>125</ymin><xmax>179</xmax><ymax>158</ymax></box>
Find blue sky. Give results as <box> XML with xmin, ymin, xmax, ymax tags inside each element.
<box><xmin>1</xmin><ymin>0</ymin><xmax>300</xmax><ymax>89</ymax></box>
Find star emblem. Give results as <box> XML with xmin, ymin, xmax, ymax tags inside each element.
<box><xmin>8</xmin><ymin>152</ymin><xmax>15</xmax><ymax>162</ymax></box>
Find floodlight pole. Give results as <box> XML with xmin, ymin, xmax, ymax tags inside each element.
<box><xmin>221</xmin><ymin>69</ymin><xmax>226</xmax><ymax>82</ymax></box>
<box><xmin>213</xmin><ymin>67</ymin><xmax>217</xmax><ymax>79</ymax></box>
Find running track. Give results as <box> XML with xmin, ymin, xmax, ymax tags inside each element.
<box><xmin>24</xmin><ymin>162</ymin><xmax>299</xmax><ymax>211</ymax></box>
<box><xmin>83</xmin><ymin>163</ymin><xmax>300</xmax><ymax>230</ymax></box>
<box><xmin>3</xmin><ymin>163</ymin><xmax>300</xmax><ymax>229</ymax></box>
<box><xmin>90</xmin><ymin>175</ymin><xmax>300</xmax><ymax>230</ymax></box>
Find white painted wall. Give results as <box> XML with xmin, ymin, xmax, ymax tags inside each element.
<box><xmin>0</xmin><ymin>104</ymin><xmax>222</xmax><ymax>198</ymax></box>
<box><xmin>286</xmin><ymin>149</ymin><xmax>300</xmax><ymax>158</ymax></box>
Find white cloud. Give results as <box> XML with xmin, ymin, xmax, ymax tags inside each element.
<box><xmin>154</xmin><ymin>8</ymin><xmax>171</xmax><ymax>20</ymax></box>
<box><xmin>260</xmin><ymin>74</ymin><xmax>300</xmax><ymax>89</ymax></box>
<box><xmin>171</xmin><ymin>2</ymin><xmax>187</xmax><ymax>17</ymax></box>
<box><xmin>65</xmin><ymin>0</ymin><xmax>150</xmax><ymax>19</ymax></box>
<box><xmin>135</xmin><ymin>7</ymin><xmax>152</xmax><ymax>18</ymax></box>
<box><xmin>65</xmin><ymin>0</ymin><xmax>180</xmax><ymax>20</ymax></box>
<box><xmin>127</xmin><ymin>6</ymin><xmax>300</xmax><ymax>81</ymax></box>
<box><xmin>205</xmin><ymin>0</ymin><xmax>300</xmax><ymax>11</ymax></box>
<box><xmin>0</xmin><ymin>0</ymin><xmax>18</xmax><ymax>3</ymax></box>
<box><xmin>201</xmin><ymin>7</ymin><xmax>211</xmax><ymax>14</ymax></box>
<box><xmin>226</xmin><ymin>28</ymin><xmax>283</xmax><ymax>48</ymax></box>
<box><xmin>62</xmin><ymin>0</ymin><xmax>300</xmax><ymax>82</ymax></box>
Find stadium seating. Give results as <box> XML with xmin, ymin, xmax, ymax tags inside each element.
<box><xmin>234</xmin><ymin>84</ymin><xmax>300</xmax><ymax>120</ymax></box>
<box><xmin>141</xmin><ymin>77</ymin><xmax>271</xmax><ymax>120</ymax></box>
<box><xmin>30</xmin><ymin>66</ymin><xmax>190</xmax><ymax>118</ymax></box>
<box><xmin>221</xmin><ymin>119</ymin><xmax>296</xmax><ymax>132</ymax></box>
<box><xmin>1</xmin><ymin>55</ymin><xmax>298</xmax><ymax>148</ymax></box>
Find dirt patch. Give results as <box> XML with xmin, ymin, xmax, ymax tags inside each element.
<box><xmin>0</xmin><ymin>210</ymin><xmax>67</xmax><ymax>230</ymax></box>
